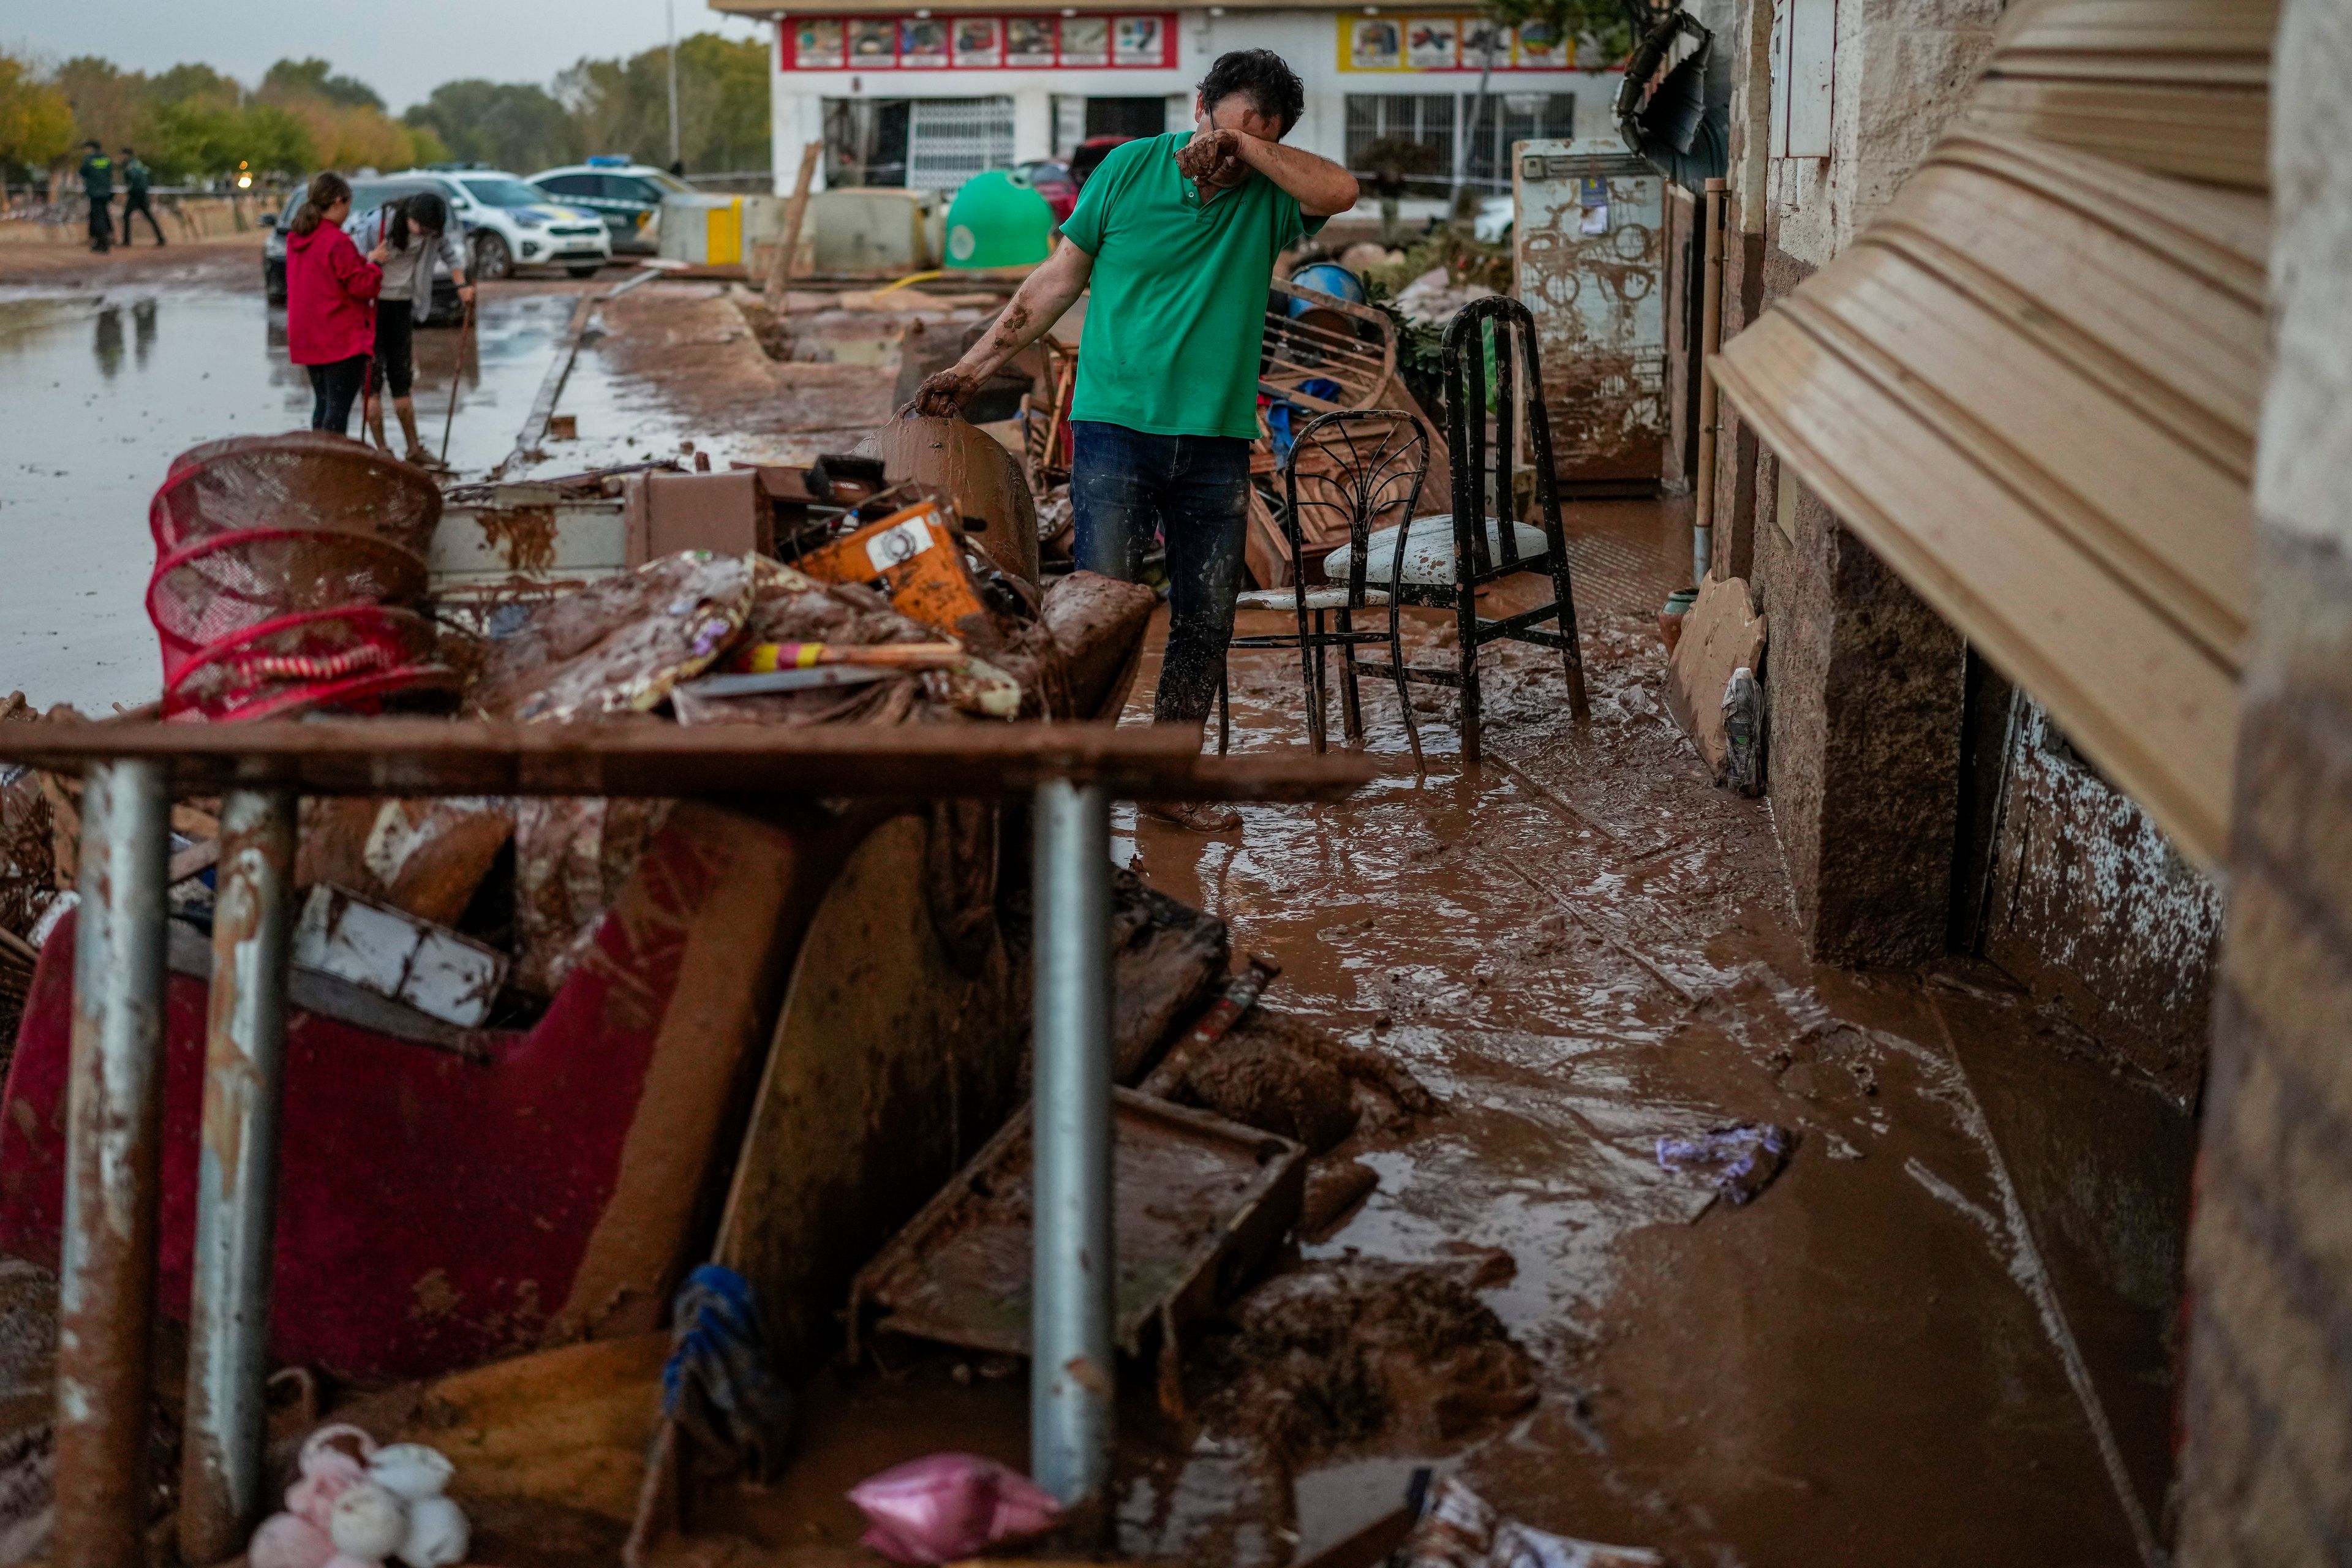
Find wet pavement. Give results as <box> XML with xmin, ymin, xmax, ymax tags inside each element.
<box><xmin>712</xmin><ymin>506</ymin><xmax>2184</xmax><ymax>1567</ymax></box>
<box><xmin>0</xmin><ymin>276</ymin><xmax>588</xmax><ymax>713</ymax></box>
<box><xmin>0</xmin><ymin>261</ymin><xmax>1000</xmax><ymax>714</ymax></box>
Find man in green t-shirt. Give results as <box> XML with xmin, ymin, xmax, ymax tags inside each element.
<box><xmin>914</xmin><ymin>50</ymin><xmax>1357</xmax><ymax>827</ymax></box>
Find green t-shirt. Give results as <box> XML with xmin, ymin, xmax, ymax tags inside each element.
<box><xmin>1059</xmin><ymin>132</ymin><xmax>1325</xmax><ymax>441</ymax></box>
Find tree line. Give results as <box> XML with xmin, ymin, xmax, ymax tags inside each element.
<box><xmin>0</xmin><ymin>35</ymin><xmax>771</xmax><ymax>188</ymax></box>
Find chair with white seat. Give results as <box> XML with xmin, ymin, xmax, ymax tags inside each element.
<box><xmin>1219</xmin><ymin>409</ymin><xmax>1431</xmax><ymax>763</ymax></box>
<box><xmin>1346</xmin><ymin>295</ymin><xmax>1591</xmax><ymax>761</ymax></box>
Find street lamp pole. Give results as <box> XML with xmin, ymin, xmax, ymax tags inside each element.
<box><xmin>667</xmin><ymin>0</ymin><xmax>683</xmax><ymax>172</ymax></box>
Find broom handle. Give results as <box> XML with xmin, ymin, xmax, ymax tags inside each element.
<box><xmin>439</xmin><ymin>300</ymin><xmax>474</xmax><ymax>466</ymax></box>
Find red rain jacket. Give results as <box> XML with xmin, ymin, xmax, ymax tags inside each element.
<box><xmin>285</xmin><ymin>222</ymin><xmax>382</xmax><ymax>366</ymax></box>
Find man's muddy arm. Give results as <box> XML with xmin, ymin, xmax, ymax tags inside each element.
<box><xmin>1234</xmin><ymin>135</ymin><xmax>1360</xmax><ymax>218</ymax></box>
<box><xmin>908</xmin><ymin>240</ymin><xmax>1096</xmax><ymax>417</ymax></box>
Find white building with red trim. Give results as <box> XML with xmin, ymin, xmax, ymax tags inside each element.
<box><xmin>709</xmin><ymin>0</ymin><xmax>1621</xmax><ymax>196</ymax></box>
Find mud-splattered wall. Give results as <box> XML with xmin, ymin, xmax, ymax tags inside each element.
<box><xmin>1980</xmin><ymin>703</ymin><xmax>2224</xmax><ymax>1104</ymax></box>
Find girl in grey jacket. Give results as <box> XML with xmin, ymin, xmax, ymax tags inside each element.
<box><xmin>345</xmin><ymin>192</ymin><xmax>475</xmax><ymax>466</ymax></box>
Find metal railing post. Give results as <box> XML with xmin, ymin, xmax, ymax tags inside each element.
<box><xmin>56</xmin><ymin>760</ymin><xmax>171</xmax><ymax>1568</ymax></box>
<box><xmin>179</xmin><ymin>788</ymin><xmax>298</xmax><ymax>1565</ymax></box>
<box><xmin>1029</xmin><ymin>776</ymin><xmax>1113</xmax><ymax>1505</ymax></box>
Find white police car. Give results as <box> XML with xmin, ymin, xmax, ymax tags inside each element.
<box><xmin>390</xmin><ymin>165</ymin><xmax>613</xmax><ymax>280</ymax></box>
<box><xmin>527</xmin><ymin>157</ymin><xmax>698</xmax><ymax>256</ymax></box>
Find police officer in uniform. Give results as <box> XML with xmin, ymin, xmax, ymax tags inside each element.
<box><xmin>119</xmin><ymin>148</ymin><xmax>164</xmax><ymax>246</ymax></box>
<box><xmin>78</xmin><ymin>141</ymin><xmax>113</xmax><ymax>253</ymax></box>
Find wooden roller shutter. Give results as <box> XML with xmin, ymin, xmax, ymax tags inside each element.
<box><xmin>1709</xmin><ymin>0</ymin><xmax>2273</xmax><ymax>867</ymax></box>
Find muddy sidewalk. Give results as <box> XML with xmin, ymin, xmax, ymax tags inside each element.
<box><xmin>1104</xmin><ymin>519</ymin><xmax>2182</xmax><ymax>1564</ymax></box>
<box><xmin>697</xmin><ymin>503</ymin><xmax>2185</xmax><ymax>1566</ymax></box>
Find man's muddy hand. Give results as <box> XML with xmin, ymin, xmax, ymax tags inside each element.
<box><xmin>1177</xmin><ymin>127</ymin><xmax>1243</xmax><ymax>182</ymax></box>
<box><xmin>907</xmin><ymin>368</ymin><xmax>979</xmax><ymax>418</ymax></box>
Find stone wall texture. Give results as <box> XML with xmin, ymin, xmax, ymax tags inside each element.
<box><xmin>2178</xmin><ymin>0</ymin><xmax>2352</xmax><ymax>1556</ymax></box>
<box><xmin>1751</xmin><ymin>469</ymin><xmax>1964</xmax><ymax>965</ymax></box>
<box><xmin>1732</xmin><ymin>0</ymin><xmax>1995</xmax><ymax>963</ymax></box>
<box><xmin>2179</xmin><ymin>533</ymin><xmax>2352</xmax><ymax>1562</ymax></box>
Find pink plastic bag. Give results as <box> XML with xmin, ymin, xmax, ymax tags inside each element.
<box><xmin>848</xmin><ymin>1453</ymin><xmax>1061</xmax><ymax>1564</ymax></box>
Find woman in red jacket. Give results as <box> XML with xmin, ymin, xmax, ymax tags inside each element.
<box><xmin>283</xmin><ymin>172</ymin><xmax>390</xmax><ymax>435</ymax></box>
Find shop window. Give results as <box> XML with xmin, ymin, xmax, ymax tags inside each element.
<box><xmin>907</xmin><ymin>96</ymin><xmax>1016</xmax><ymax>192</ymax></box>
<box><xmin>825</xmin><ymin>98</ymin><xmax>911</xmax><ymax>186</ymax></box>
<box><xmin>1466</xmin><ymin>91</ymin><xmax>1575</xmax><ymax>186</ymax></box>
<box><xmin>1348</xmin><ymin>91</ymin><xmax>1573</xmax><ymax>191</ymax></box>
<box><xmin>1086</xmin><ymin>97</ymin><xmax>1169</xmax><ymax>139</ymax></box>
<box><xmin>1345</xmin><ymin>93</ymin><xmax>1457</xmax><ymax>190</ymax></box>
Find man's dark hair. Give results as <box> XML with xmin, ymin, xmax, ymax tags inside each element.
<box><xmin>1197</xmin><ymin>50</ymin><xmax>1305</xmax><ymax>140</ymax></box>
<box><xmin>84</xmin><ymin>140</ymin><xmax>100</xmax><ymax>153</ymax></box>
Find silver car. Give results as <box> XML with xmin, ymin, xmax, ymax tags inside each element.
<box><xmin>263</xmin><ymin>175</ymin><xmax>467</xmax><ymax>326</ymax></box>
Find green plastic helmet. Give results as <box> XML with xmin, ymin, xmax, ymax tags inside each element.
<box><xmin>943</xmin><ymin>171</ymin><xmax>1054</xmax><ymax>270</ymax></box>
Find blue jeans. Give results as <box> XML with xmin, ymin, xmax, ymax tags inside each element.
<box><xmin>1070</xmin><ymin>420</ymin><xmax>1250</xmax><ymax>726</ymax></box>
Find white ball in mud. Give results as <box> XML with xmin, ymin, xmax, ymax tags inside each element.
<box><xmin>327</xmin><ymin>1482</ymin><xmax>409</xmax><ymax>1562</ymax></box>
<box><xmin>397</xmin><ymin>1494</ymin><xmax>472</xmax><ymax>1568</ymax></box>
<box><xmin>367</xmin><ymin>1442</ymin><xmax>454</xmax><ymax>1501</ymax></box>
<box><xmin>948</xmin><ymin>225</ymin><xmax>977</xmax><ymax>262</ymax></box>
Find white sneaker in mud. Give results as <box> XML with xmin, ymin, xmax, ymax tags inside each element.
<box><xmin>1142</xmin><ymin>801</ymin><xmax>1243</xmax><ymax>832</ymax></box>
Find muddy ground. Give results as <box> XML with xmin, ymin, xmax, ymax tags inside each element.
<box><xmin>689</xmin><ymin>563</ymin><xmax>2186</xmax><ymax>1567</ymax></box>
<box><xmin>0</xmin><ymin>236</ymin><xmax>2191</xmax><ymax>1566</ymax></box>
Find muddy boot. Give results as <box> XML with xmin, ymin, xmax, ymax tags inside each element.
<box><xmin>403</xmin><ymin>444</ymin><xmax>447</xmax><ymax>471</ymax></box>
<box><xmin>1142</xmin><ymin>801</ymin><xmax>1243</xmax><ymax>832</ymax></box>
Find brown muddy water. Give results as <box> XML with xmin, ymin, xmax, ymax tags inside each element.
<box><xmin>685</xmin><ymin>510</ymin><xmax>2188</xmax><ymax>1567</ymax></box>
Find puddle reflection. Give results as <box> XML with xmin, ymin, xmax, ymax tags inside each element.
<box><xmin>0</xmin><ymin>286</ymin><xmax>576</xmax><ymax>712</ymax></box>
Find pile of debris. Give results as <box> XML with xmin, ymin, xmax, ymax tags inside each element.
<box><xmin>0</xmin><ymin>429</ymin><xmax>1162</xmax><ymax>1030</ymax></box>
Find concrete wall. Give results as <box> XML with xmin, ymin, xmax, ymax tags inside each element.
<box><xmin>0</xmin><ymin>193</ymin><xmax>271</xmax><ymax>245</ymax></box>
<box><xmin>1749</xmin><ymin>460</ymin><xmax>1964</xmax><ymax>963</ymax></box>
<box><xmin>1728</xmin><ymin>0</ymin><xmax>1996</xmax><ymax>963</ymax></box>
<box><xmin>1766</xmin><ymin>0</ymin><xmax>2000</xmax><ymax>268</ymax></box>
<box><xmin>2177</xmin><ymin>0</ymin><xmax>2352</xmax><ymax>1555</ymax></box>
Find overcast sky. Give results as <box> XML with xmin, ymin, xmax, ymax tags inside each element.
<box><xmin>7</xmin><ymin>0</ymin><xmax>769</xmax><ymax>111</ymax></box>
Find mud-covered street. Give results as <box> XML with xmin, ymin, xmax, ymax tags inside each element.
<box><xmin>689</xmin><ymin>553</ymin><xmax>2186</xmax><ymax>1565</ymax></box>
<box><xmin>0</xmin><ymin>222</ymin><xmax>2200</xmax><ymax>1567</ymax></box>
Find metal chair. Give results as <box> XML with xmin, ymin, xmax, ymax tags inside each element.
<box><xmin>1348</xmin><ymin>296</ymin><xmax>1591</xmax><ymax>761</ymax></box>
<box><xmin>1218</xmin><ymin>409</ymin><xmax>1431</xmax><ymax>767</ymax></box>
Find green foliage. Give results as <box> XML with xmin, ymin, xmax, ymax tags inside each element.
<box><xmin>556</xmin><ymin>32</ymin><xmax>770</xmax><ymax>172</ymax></box>
<box><xmin>148</xmin><ymin>96</ymin><xmax>314</xmax><ymax>178</ymax></box>
<box><xmin>403</xmin><ymin>79</ymin><xmax>580</xmax><ymax>172</ymax></box>
<box><xmin>407</xmin><ymin>123</ymin><xmax>451</xmax><ymax>167</ymax></box>
<box><xmin>0</xmin><ymin>51</ymin><xmax>75</xmax><ymax>172</ymax></box>
<box><xmin>45</xmin><ymin>52</ymin><xmax>363</xmax><ymax>177</ymax></box>
<box><xmin>55</xmin><ymin>56</ymin><xmax>156</xmax><ymax>152</ymax></box>
<box><xmin>1483</xmin><ymin>0</ymin><xmax>1639</xmax><ymax>66</ymax></box>
<box><xmin>261</xmin><ymin>58</ymin><xmax>385</xmax><ymax>111</ymax></box>
<box><xmin>1357</xmin><ymin>222</ymin><xmax>1514</xmax><ymax>417</ymax></box>
<box><xmin>23</xmin><ymin>29</ymin><xmax>776</xmax><ymax>188</ymax></box>
<box><xmin>1358</xmin><ymin>137</ymin><xmax>1441</xmax><ymax>176</ymax></box>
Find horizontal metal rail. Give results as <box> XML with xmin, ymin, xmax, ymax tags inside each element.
<box><xmin>0</xmin><ymin>719</ymin><xmax>1372</xmax><ymax>802</ymax></box>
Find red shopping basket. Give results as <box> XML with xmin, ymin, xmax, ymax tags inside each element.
<box><xmin>151</xmin><ymin>435</ymin><xmax>442</xmax><ymax>557</ymax></box>
<box><xmin>161</xmin><ymin>605</ymin><xmax>456</xmax><ymax>723</ymax></box>
<box><xmin>147</xmin><ymin>527</ymin><xmax>429</xmax><ymax>685</ymax></box>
